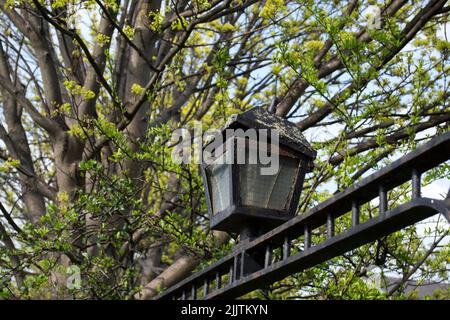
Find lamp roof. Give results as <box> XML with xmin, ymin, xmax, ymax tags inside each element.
<box><xmin>222</xmin><ymin>107</ymin><xmax>316</xmax><ymax>159</ymax></box>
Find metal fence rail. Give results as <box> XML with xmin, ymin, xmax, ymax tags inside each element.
<box><xmin>154</xmin><ymin>132</ymin><xmax>450</xmax><ymax>300</ymax></box>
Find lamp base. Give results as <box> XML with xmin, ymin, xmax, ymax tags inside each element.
<box><xmin>239</xmin><ymin>225</ymin><xmax>267</xmax><ymax>243</ymax></box>
<box><xmin>235</xmin><ymin>225</ymin><xmax>268</xmax><ymax>278</ymax></box>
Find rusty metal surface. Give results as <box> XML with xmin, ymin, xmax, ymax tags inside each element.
<box><xmin>154</xmin><ymin>131</ymin><xmax>450</xmax><ymax>300</ymax></box>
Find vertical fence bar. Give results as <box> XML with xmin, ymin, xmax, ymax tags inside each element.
<box><xmin>304</xmin><ymin>224</ymin><xmax>311</xmax><ymax>249</ymax></box>
<box><xmin>240</xmin><ymin>252</ymin><xmax>245</xmax><ymax>278</ymax></box>
<box><xmin>215</xmin><ymin>272</ymin><xmax>221</xmax><ymax>290</ymax></box>
<box><xmin>412</xmin><ymin>168</ymin><xmax>421</xmax><ymax>199</ymax></box>
<box><xmin>283</xmin><ymin>236</ymin><xmax>291</xmax><ymax>260</ymax></box>
<box><xmin>352</xmin><ymin>200</ymin><xmax>360</xmax><ymax>226</ymax></box>
<box><xmin>203</xmin><ymin>278</ymin><xmax>209</xmax><ymax>297</ymax></box>
<box><xmin>264</xmin><ymin>243</ymin><xmax>272</xmax><ymax>268</ymax></box>
<box><xmin>233</xmin><ymin>255</ymin><xmax>239</xmax><ymax>281</ymax></box>
<box><xmin>229</xmin><ymin>263</ymin><xmax>234</xmax><ymax>285</ymax></box>
<box><xmin>379</xmin><ymin>185</ymin><xmax>387</xmax><ymax>216</ymax></box>
<box><xmin>191</xmin><ymin>283</ymin><xmax>197</xmax><ymax>299</ymax></box>
<box><xmin>327</xmin><ymin>213</ymin><xmax>335</xmax><ymax>238</ymax></box>
<box><xmin>181</xmin><ymin>290</ymin><xmax>186</xmax><ymax>300</ymax></box>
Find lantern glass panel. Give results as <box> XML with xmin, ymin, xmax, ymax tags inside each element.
<box><xmin>239</xmin><ymin>155</ymin><xmax>299</xmax><ymax>210</ymax></box>
<box><xmin>205</xmin><ymin>153</ymin><xmax>232</xmax><ymax>215</ymax></box>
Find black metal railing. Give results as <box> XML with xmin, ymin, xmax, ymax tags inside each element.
<box><xmin>154</xmin><ymin>131</ymin><xmax>450</xmax><ymax>300</ymax></box>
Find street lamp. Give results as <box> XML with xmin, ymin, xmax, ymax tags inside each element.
<box><xmin>201</xmin><ymin>107</ymin><xmax>316</xmax><ymax>242</ymax></box>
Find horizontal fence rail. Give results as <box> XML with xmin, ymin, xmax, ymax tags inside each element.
<box><xmin>154</xmin><ymin>132</ymin><xmax>450</xmax><ymax>300</ymax></box>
